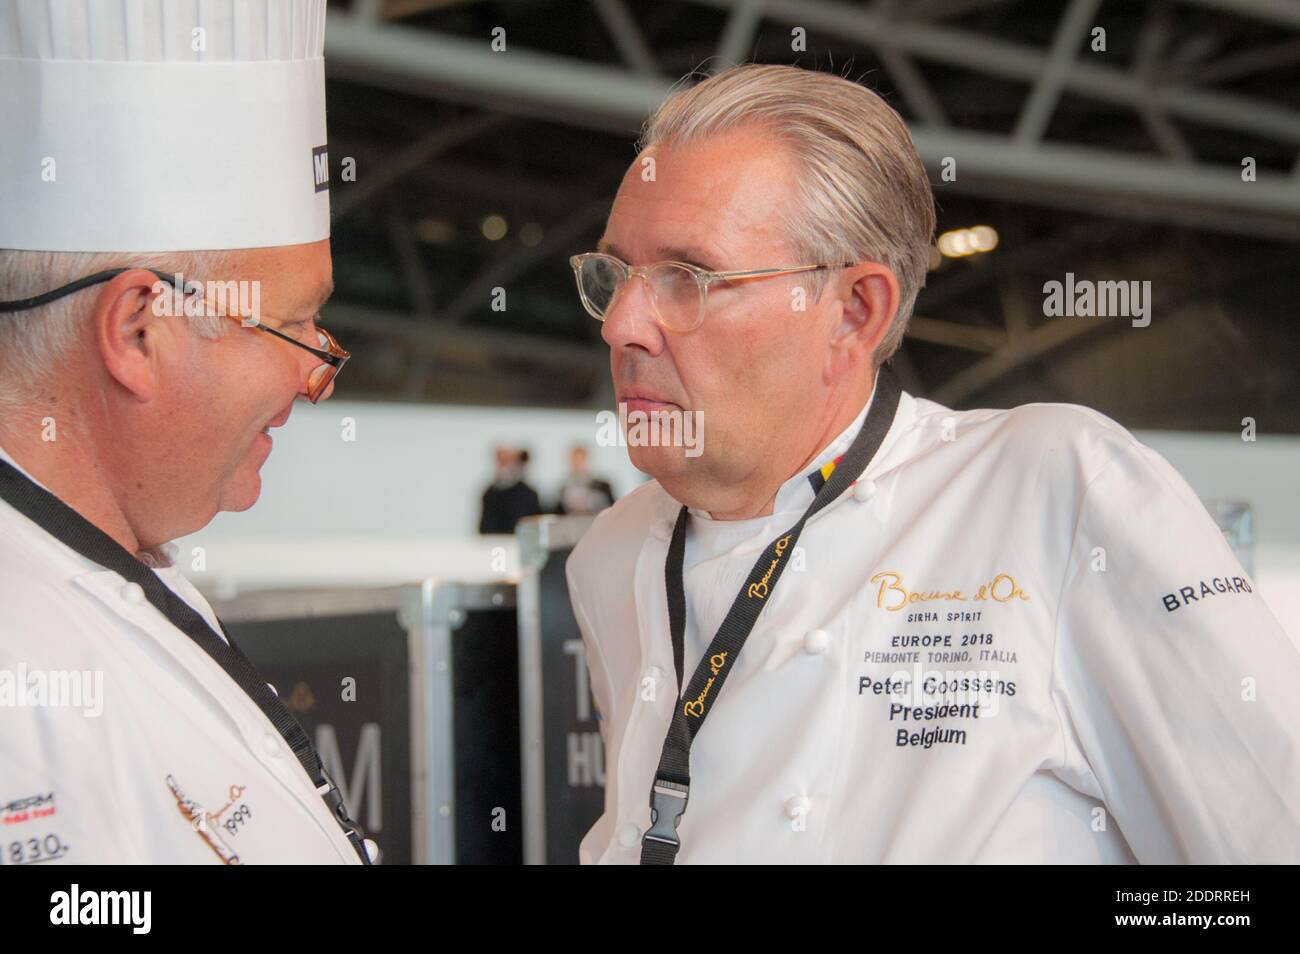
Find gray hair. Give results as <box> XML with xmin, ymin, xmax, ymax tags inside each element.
<box><xmin>639</xmin><ymin>64</ymin><xmax>936</xmax><ymax>366</ymax></box>
<box><xmin>0</xmin><ymin>248</ymin><xmax>234</xmax><ymax>406</ymax></box>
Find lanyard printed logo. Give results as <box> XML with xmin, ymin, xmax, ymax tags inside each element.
<box><xmin>746</xmin><ymin>534</ymin><xmax>793</xmax><ymax>600</ymax></box>
<box><xmin>682</xmin><ymin>652</ymin><xmax>729</xmax><ymax>718</ymax></box>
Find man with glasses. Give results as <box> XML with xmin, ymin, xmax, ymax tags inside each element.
<box><xmin>0</xmin><ymin>1</ymin><xmax>369</xmax><ymax>863</ymax></box>
<box><xmin>565</xmin><ymin>64</ymin><xmax>1300</xmax><ymax>864</ymax></box>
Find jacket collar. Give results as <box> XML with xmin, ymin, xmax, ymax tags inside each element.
<box><xmin>646</xmin><ymin>379</ymin><xmax>916</xmax><ymax>542</ymax></box>
<box><xmin>0</xmin><ymin>441</ymin><xmax>216</xmax><ymax>633</ymax></box>
<box><xmin>0</xmin><ymin>442</ymin><xmax>178</xmax><ymax>568</ymax></box>
<box><xmin>0</xmin><ymin>442</ymin><xmax>50</xmax><ymax>490</ymax></box>
<box><xmin>0</xmin><ymin>442</ymin><xmax>103</xmax><ymax>577</ymax></box>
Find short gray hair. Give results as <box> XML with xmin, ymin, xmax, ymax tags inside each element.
<box><xmin>0</xmin><ymin>248</ymin><xmax>234</xmax><ymax>405</ymax></box>
<box><xmin>639</xmin><ymin>64</ymin><xmax>936</xmax><ymax>366</ymax></box>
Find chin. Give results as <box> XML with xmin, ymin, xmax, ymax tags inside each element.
<box><xmin>219</xmin><ymin>471</ymin><xmax>263</xmax><ymax>513</ymax></box>
<box><xmin>628</xmin><ymin>443</ymin><xmax>696</xmax><ymax>482</ymax></box>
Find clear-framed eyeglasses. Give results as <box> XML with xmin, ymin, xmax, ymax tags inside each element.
<box><xmin>569</xmin><ymin>251</ymin><xmax>865</xmax><ymax>333</ymax></box>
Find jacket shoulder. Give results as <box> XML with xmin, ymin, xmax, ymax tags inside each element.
<box><xmin>906</xmin><ymin>394</ymin><xmax>1149</xmax><ymax>485</ymax></box>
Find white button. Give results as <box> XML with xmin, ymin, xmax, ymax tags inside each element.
<box><xmin>363</xmin><ymin>838</ymin><xmax>382</xmax><ymax>864</ymax></box>
<box><xmin>785</xmin><ymin>795</ymin><xmax>811</xmax><ymax>819</ymax></box>
<box><xmin>262</xmin><ymin>733</ymin><xmax>281</xmax><ymax>756</ymax></box>
<box><xmin>119</xmin><ymin>582</ymin><xmax>145</xmax><ymax>605</ymax></box>
<box><xmin>853</xmin><ymin>479</ymin><xmax>877</xmax><ymax>502</ymax></box>
<box><xmin>646</xmin><ymin>666</ymin><xmax>664</xmax><ymax>684</ymax></box>
<box><xmin>618</xmin><ymin>823</ymin><xmax>640</xmax><ymax>848</ymax></box>
<box><xmin>803</xmin><ymin>629</ymin><xmax>830</xmax><ymax>655</ymax></box>
<box><xmin>651</xmin><ymin>518</ymin><xmax>674</xmax><ymax>541</ymax></box>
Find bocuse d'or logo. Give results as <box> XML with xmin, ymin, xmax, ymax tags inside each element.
<box><xmin>869</xmin><ymin>570</ymin><xmax>1031</xmax><ymax>611</ymax></box>
<box><xmin>747</xmin><ymin>534</ymin><xmax>793</xmax><ymax>600</ymax></box>
<box><xmin>683</xmin><ymin>652</ymin><xmax>729</xmax><ymax>718</ymax></box>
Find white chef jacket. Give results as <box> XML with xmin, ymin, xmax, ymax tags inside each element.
<box><xmin>0</xmin><ymin>446</ymin><xmax>363</xmax><ymax>865</ymax></box>
<box><xmin>567</xmin><ymin>378</ymin><xmax>1300</xmax><ymax>863</ymax></box>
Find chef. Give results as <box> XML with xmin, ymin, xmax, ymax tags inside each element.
<box><xmin>565</xmin><ymin>63</ymin><xmax>1300</xmax><ymax>863</ymax></box>
<box><xmin>0</xmin><ymin>0</ymin><xmax>371</xmax><ymax>864</ymax></box>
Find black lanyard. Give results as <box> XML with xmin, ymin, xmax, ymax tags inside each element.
<box><xmin>640</xmin><ymin>367</ymin><xmax>901</xmax><ymax>864</ymax></box>
<box><xmin>0</xmin><ymin>459</ymin><xmax>371</xmax><ymax>865</ymax></box>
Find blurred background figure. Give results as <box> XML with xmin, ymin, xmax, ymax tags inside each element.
<box><xmin>479</xmin><ymin>445</ymin><xmax>543</xmax><ymax>533</ymax></box>
<box><xmin>556</xmin><ymin>445</ymin><xmax>615</xmax><ymax>516</ymax></box>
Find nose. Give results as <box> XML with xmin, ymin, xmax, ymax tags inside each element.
<box><xmin>286</xmin><ymin>347</ymin><xmax>322</xmax><ymax>403</ymax></box>
<box><xmin>600</xmin><ymin>273</ymin><xmax>666</xmax><ymax>356</ymax></box>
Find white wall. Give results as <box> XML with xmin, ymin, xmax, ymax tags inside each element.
<box><xmin>179</xmin><ymin>400</ymin><xmax>1300</xmax><ymax>636</ymax></box>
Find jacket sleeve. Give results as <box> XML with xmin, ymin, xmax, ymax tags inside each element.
<box><xmin>1050</xmin><ymin>442</ymin><xmax>1300</xmax><ymax>862</ymax></box>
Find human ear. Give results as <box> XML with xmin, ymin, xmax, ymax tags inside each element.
<box><xmin>93</xmin><ymin>268</ymin><xmax>175</xmax><ymax>402</ymax></box>
<box><xmin>826</xmin><ymin>264</ymin><xmax>898</xmax><ymax>380</ymax></box>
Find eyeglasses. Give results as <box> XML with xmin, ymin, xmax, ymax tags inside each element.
<box><xmin>569</xmin><ymin>251</ymin><xmax>865</xmax><ymax>333</ymax></box>
<box><xmin>0</xmin><ymin>267</ymin><xmax>349</xmax><ymax>403</ymax></box>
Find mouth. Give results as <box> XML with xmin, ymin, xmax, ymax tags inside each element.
<box><xmin>618</xmin><ymin>392</ymin><xmax>682</xmax><ymax>413</ymax></box>
<box><xmin>257</xmin><ymin>405</ymin><xmax>293</xmax><ymax>448</ymax></box>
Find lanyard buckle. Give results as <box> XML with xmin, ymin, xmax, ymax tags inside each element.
<box><xmin>644</xmin><ymin>778</ymin><xmax>689</xmax><ymax>848</ymax></box>
<box><xmin>317</xmin><ymin>777</ymin><xmax>348</xmax><ymax>821</ymax></box>
<box><xmin>317</xmin><ymin>772</ymin><xmax>372</xmax><ymax>864</ymax></box>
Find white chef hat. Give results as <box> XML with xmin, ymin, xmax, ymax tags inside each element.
<box><xmin>0</xmin><ymin>0</ymin><xmax>330</xmax><ymax>252</ymax></box>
